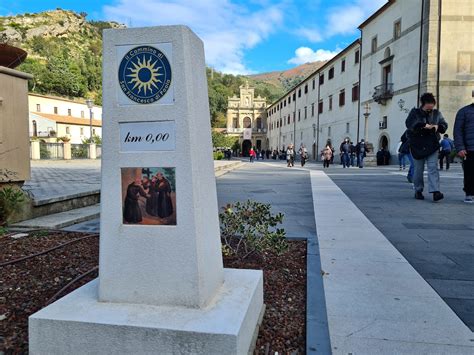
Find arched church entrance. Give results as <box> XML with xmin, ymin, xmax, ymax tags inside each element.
<box><xmin>379</xmin><ymin>135</ymin><xmax>389</xmax><ymax>150</ymax></box>
<box><xmin>242</xmin><ymin>139</ymin><xmax>252</xmax><ymax>157</ymax></box>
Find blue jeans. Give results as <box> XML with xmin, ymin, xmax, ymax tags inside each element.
<box><xmin>358</xmin><ymin>153</ymin><xmax>365</xmax><ymax>168</ymax></box>
<box><xmin>342</xmin><ymin>153</ymin><xmax>350</xmax><ymax>167</ymax></box>
<box><xmin>398</xmin><ymin>153</ymin><xmax>409</xmax><ymax>168</ymax></box>
<box><xmin>407</xmin><ymin>153</ymin><xmax>414</xmax><ymax>179</ymax></box>
<box><xmin>413</xmin><ymin>151</ymin><xmax>440</xmax><ymax>193</ymax></box>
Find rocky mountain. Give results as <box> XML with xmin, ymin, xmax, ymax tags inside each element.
<box><xmin>249</xmin><ymin>61</ymin><xmax>327</xmax><ymax>93</ymax></box>
<box><xmin>0</xmin><ymin>10</ymin><xmax>123</xmax><ymax>103</ymax></box>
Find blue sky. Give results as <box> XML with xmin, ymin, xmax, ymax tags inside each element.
<box><xmin>0</xmin><ymin>0</ymin><xmax>387</xmax><ymax>74</ymax></box>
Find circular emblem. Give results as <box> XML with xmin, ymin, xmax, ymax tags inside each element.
<box><xmin>118</xmin><ymin>45</ymin><xmax>172</xmax><ymax>104</ymax></box>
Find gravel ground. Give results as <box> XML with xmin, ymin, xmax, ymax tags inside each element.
<box><xmin>0</xmin><ymin>230</ymin><xmax>306</xmax><ymax>354</ymax></box>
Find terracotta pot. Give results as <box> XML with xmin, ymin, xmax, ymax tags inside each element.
<box><xmin>0</xmin><ymin>43</ymin><xmax>27</xmax><ymax>69</ymax></box>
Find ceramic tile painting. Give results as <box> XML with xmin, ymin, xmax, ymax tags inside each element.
<box><xmin>121</xmin><ymin>167</ymin><xmax>176</xmax><ymax>225</ymax></box>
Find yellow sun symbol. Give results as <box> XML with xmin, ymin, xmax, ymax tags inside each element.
<box><xmin>126</xmin><ymin>56</ymin><xmax>163</xmax><ymax>95</ymax></box>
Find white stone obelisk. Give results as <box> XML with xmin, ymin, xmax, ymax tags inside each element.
<box><xmin>29</xmin><ymin>26</ymin><xmax>264</xmax><ymax>355</ymax></box>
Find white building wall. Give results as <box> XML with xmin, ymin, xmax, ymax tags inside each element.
<box><xmin>29</xmin><ymin>113</ymin><xmax>56</xmax><ymax>137</ymax></box>
<box><xmin>28</xmin><ymin>94</ymin><xmax>102</xmax><ymax>120</ymax></box>
<box><xmin>319</xmin><ymin>43</ymin><xmax>361</xmax><ymax>160</ymax></box>
<box><xmin>360</xmin><ymin>0</ymin><xmax>422</xmax><ymax>156</ymax></box>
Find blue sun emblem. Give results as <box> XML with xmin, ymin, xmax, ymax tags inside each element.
<box><xmin>118</xmin><ymin>45</ymin><xmax>172</xmax><ymax>104</ymax></box>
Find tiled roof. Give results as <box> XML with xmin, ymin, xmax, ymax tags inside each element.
<box><xmin>33</xmin><ymin>112</ymin><xmax>102</xmax><ymax>127</ymax></box>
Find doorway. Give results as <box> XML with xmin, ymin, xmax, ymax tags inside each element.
<box><xmin>242</xmin><ymin>140</ymin><xmax>252</xmax><ymax>157</ymax></box>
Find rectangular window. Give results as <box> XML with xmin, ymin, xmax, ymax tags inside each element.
<box><xmin>298</xmin><ymin>88</ymin><xmax>301</xmax><ymax>98</ymax></box>
<box><xmin>304</xmin><ymin>106</ymin><xmax>307</xmax><ymax>119</ymax></box>
<box><xmin>93</xmin><ymin>129</ymin><xmax>96</xmax><ymax>135</ymax></box>
<box><xmin>80</xmin><ymin>127</ymin><xmax>84</xmax><ymax>135</ymax></box>
<box><xmin>293</xmin><ymin>112</ymin><xmax>296</xmax><ymax>122</ymax></box>
<box><xmin>352</xmin><ymin>83</ymin><xmax>359</xmax><ymax>102</ymax></box>
<box><xmin>311</xmin><ymin>103</ymin><xmax>315</xmax><ymax>117</ymax></box>
<box><xmin>329</xmin><ymin>95</ymin><xmax>333</xmax><ymax>111</ymax></box>
<box><xmin>318</xmin><ymin>100</ymin><xmax>323</xmax><ymax>114</ymax></box>
<box><xmin>329</xmin><ymin>67</ymin><xmax>334</xmax><ymax>80</ymax></box>
<box><xmin>54</xmin><ymin>107</ymin><xmax>58</xmax><ymax>114</ymax></box>
<box><xmin>288</xmin><ymin>96</ymin><xmax>291</xmax><ymax>104</ymax></box>
<box><xmin>66</xmin><ymin>126</ymin><xmax>70</xmax><ymax>134</ymax></box>
<box><xmin>328</xmin><ymin>126</ymin><xmax>331</xmax><ymax>137</ymax></box>
<box><xmin>346</xmin><ymin>122</ymin><xmax>350</xmax><ymax>134</ymax></box>
<box><xmin>355</xmin><ymin>49</ymin><xmax>360</xmax><ymax>64</ymax></box>
<box><xmin>298</xmin><ymin>109</ymin><xmax>301</xmax><ymax>121</ymax></box>
<box><xmin>371</xmin><ymin>36</ymin><xmax>378</xmax><ymax>53</ymax></box>
<box><xmin>312</xmin><ymin>79</ymin><xmax>316</xmax><ymax>90</ymax></box>
<box><xmin>319</xmin><ymin>74</ymin><xmax>324</xmax><ymax>85</ymax></box>
<box><xmin>67</xmin><ymin>109</ymin><xmax>72</xmax><ymax>116</ymax></box>
<box><xmin>81</xmin><ymin>110</ymin><xmax>84</xmax><ymax>118</ymax></box>
<box><xmin>341</xmin><ymin>59</ymin><xmax>346</xmax><ymax>73</ymax></box>
<box><xmin>304</xmin><ymin>84</ymin><xmax>308</xmax><ymax>94</ymax></box>
<box><xmin>288</xmin><ymin>116</ymin><xmax>290</xmax><ymax>125</ymax></box>
<box><xmin>339</xmin><ymin>90</ymin><xmax>345</xmax><ymax>107</ymax></box>
<box><xmin>301</xmin><ymin>131</ymin><xmax>303</xmax><ymax>141</ymax></box>
<box><xmin>284</xmin><ymin>99</ymin><xmax>287</xmax><ymax>107</ymax></box>
<box><xmin>36</xmin><ymin>104</ymin><xmax>41</xmax><ymax>112</ymax></box>
<box><xmin>394</xmin><ymin>19</ymin><xmax>402</xmax><ymax>40</ymax></box>
<box><xmin>293</xmin><ymin>92</ymin><xmax>296</xmax><ymax>100</ymax></box>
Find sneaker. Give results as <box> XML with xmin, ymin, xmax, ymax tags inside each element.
<box><xmin>433</xmin><ymin>191</ymin><xmax>444</xmax><ymax>202</ymax></box>
<box><xmin>415</xmin><ymin>191</ymin><xmax>424</xmax><ymax>200</ymax></box>
<box><xmin>464</xmin><ymin>196</ymin><xmax>473</xmax><ymax>204</ymax></box>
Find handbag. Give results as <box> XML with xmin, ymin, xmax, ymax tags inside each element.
<box><xmin>409</xmin><ymin>130</ymin><xmax>440</xmax><ymax>159</ymax></box>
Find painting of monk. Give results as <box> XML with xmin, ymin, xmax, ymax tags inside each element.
<box><xmin>121</xmin><ymin>167</ymin><xmax>177</xmax><ymax>225</ymax></box>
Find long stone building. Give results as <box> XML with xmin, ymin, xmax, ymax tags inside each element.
<box><xmin>267</xmin><ymin>0</ymin><xmax>474</xmax><ymax>161</ymax></box>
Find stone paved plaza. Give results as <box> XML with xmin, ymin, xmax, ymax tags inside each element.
<box><xmin>26</xmin><ymin>159</ymin><xmax>474</xmax><ymax>352</ymax></box>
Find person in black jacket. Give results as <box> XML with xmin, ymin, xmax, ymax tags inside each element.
<box><xmin>399</xmin><ymin>131</ymin><xmax>414</xmax><ymax>183</ymax></box>
<box><xmin>454</xmin><ymin>92</ymin><xmax>474</xmax><ymax>203</ymax></box>
<box><xmin>405</xmin><ymin>93</ymin><xmax>448</xmax><ymax>202</ymax></box>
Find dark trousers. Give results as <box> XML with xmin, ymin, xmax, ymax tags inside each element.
<box><xmin>463</xmin><ymin>152</ymin><xmax>474</xmax><ymax>196</ymax></box>
<box><xmin>323</xmin><ymin>159</ymin><xmax>330</xmax><ymax>168</ymax></box>
<box><xmin>439</xmin><ymin>150</ymin><xmax>451</xmax><ymax>170</ymax></box>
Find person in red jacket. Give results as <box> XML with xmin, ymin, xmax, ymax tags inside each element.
<box><xmin>249</xmin><ymin>147</ymin><xmax>256</xmax><ymax>163</ymax></box>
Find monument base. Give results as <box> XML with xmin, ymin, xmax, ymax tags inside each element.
<box><xmin>29</xmin><ymin>269</ymin><xmax>264</xmax><ymax>355</ymax></box>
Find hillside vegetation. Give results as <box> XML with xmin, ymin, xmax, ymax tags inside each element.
<box><xmin>1</xmin><ymin>10</ymin><xmax>323</xmax><ymax>127</ymax></box>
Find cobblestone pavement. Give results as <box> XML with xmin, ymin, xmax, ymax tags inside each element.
<box><xmin>322</xmin><ymin>162</ymin><xmax>474</xmax><ymax>331</ymax></box>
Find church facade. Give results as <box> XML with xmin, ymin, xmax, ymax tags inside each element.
<box><xmin>266</xmin><ymin>0</ymin><xmax>474</xmax><ymax>161</ymax></box>
<box><xmin>225</xmin><ymin>83</ymin><xmax>267</xmax><ymax>156</ymax></box>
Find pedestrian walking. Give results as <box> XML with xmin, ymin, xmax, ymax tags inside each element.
<box><xmin>406</xmin><ymin>93</ymin><xmax>448</xmax><ymax>202</ymax></box>
<box><xmin>356</xmin><ymin>139</ymin><xmax>367</xmax><ymax>168</ymax></box>
<box><xmin>399</xmin><ymin>131</ymin><xmax>414</xmax><ymax>183</ymax></box>
<box><xmin>299</xmin><ymin>145</ymin><xmax>308</xmax><ymax>167</ymax></box>
<box><xmin>286</xmin><ymin>144</ymin><xmax>295</xmax><ymax>167</ymax></box>
<box><xmin>453</xmin><ymin>92</ymin><xmax>474</xmax><ymax>203</ymax></box>
<box><xmin>341</xmin><ymin>139</ymin><xmax>351</xmax><ymax>168</ymax></box>
<box><xmin>439</xmin><ymin>134</ymin><xmax>454</xmax><ymax>170</ymax></box>
<box><xmin>397</xmin><ymin>140</ymin><xmax>408</xmax><ymax>170</ymax></box>
<box><xmin>322</xmin><ymin>144</ymin><xmax>333</xmax><ymax>168</ymax></box>
<box><xmin>350</xmin><ymin>142</ymin><xmax>356</xmax><ymax>167</ymax></box>
<box><xmin>249</xmin><ymin>147</ymin><xmax>256</xmax><ymax>163</ymax></box>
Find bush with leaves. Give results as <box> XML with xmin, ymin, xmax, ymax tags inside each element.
<box><xmin>0</xmin><ymin>186</ymin><xmax>26</xmax><ymax>225</ymax></box>
<box><xmin>220</xmin><ymin>200</ymin><xmax>288</xmax><ymax>259</ymax></box>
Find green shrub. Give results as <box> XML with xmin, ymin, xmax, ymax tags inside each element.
<box><xmin>0</xmin><ymin>186</ymin><xmax>26</xmax><ymax>225</ymax></box>
<box><xmin>213</xmin><ymin>151</ymin><xmax>224</xmax><ymax>160</ymax></box>
<box><xmin>219</xmin><ymin>200</ymin><xmax>288</xmax><ymax>260</ymax></box>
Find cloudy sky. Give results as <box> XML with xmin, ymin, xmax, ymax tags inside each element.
<box><xmin>1</xmin><ymin>0</ymin><xmax>387</xmax><ymax>74</ymax></box>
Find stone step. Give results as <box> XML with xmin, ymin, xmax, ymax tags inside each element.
<box><xmin>11</xmin><ymin>204</ymin><xmax>100</xmax><ymax>230</ymax></box>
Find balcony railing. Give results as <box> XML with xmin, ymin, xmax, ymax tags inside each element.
<box><xmin>226</xmin><ymin>128</ymin><xmax>267</xmax><ymax>134</ymax></box>
<box><xmin>373</xmin><ymin>83</ymin><xmax>394</xmax><ymax>105</ymax></box>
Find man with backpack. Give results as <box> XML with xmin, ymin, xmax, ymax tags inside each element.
<box><xmin>439</xmin><ymin>134</ymin><xmax>454</xmax><ymax>170</ymax></box>
<box><xmin>356</xmin><ymin>139</ymin><xmax>367</xmax><ymax>168</ymax></box>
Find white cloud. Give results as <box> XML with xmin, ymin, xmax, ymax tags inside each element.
<box><xmin>103</xmin><ymin>0</ymin><xmax>284</xmax><ymax>74</ymax></box>
<box><xmin>288</xmin><ymin>47</ymin><xmax>339</xmax><ymax>65</ymax></box>
<box><xmin>297</xmin><ymin>0</ymin><xmax>387</xmax><ymax>42</ymax></box>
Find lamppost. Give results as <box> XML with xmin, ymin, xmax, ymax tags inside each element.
<box><xmin>312</xmin><ymin>123</ymin><xmax>316</xmax><ymax>160</ymax></box>
<box><xmin>363</xmin><ymin>103</ymin><xmax>371</xmax><ymax>143</ymax></box>
<box><xmin>86</xmin><ymin>99</ymin><xmax>93</xmax><ymax>142</ymax></box>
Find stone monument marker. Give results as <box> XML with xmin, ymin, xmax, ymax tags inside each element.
<box><xmin>29</xmin><ymin>26</ymin><xmax>264</xmax><ymax>354</ymax></box>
